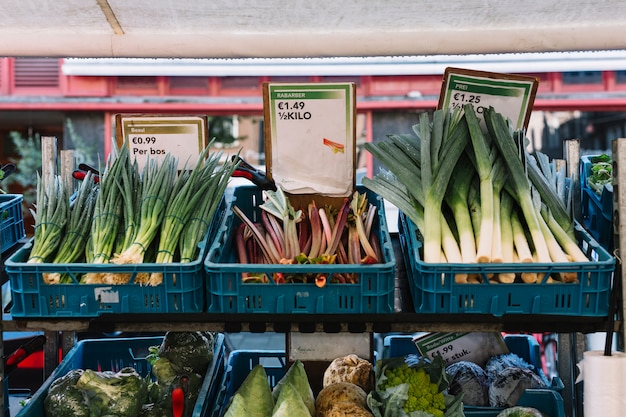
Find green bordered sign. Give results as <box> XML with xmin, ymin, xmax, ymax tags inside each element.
<box><xmin>413</xmin><ymin>332</ymin><xmax>509</xmax><ymax>368</ymax></box>
<box><xmin>263</xmin><ymin>82</ymin><xmax>356</xmax><ymax>198</ymax></box>
<box><xmin>116</xmin><ymin>114</ymin><xmax>208</xmax><ymax>171</ymax></box>
<box><xmin>438</xmin><ymin>67</ymin><xmax>539</xmax><ymax>130</ymax></box>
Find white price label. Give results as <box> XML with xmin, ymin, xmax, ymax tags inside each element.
<box><xmin>413</xmin><ymin>332</ymin><xmax>508</xmax><ymax>367</ymax></box>
<box><xmin>265</xmin><ymin>83</ymin><xmax>355</xmax><ymax>196</ymax></box>
<box><xmin>117</xmin><ymin>115</ymin><xmax>207</xmax><ymax>170</ymax></box>
<box><xmin>439</xmin><ymin>68</ymin><xmax>539</xmax><ymax>130</ymax></box>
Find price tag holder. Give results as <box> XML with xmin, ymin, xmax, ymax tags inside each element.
<box><xmin>287</xmin><ymin>333</ymin><xmax>374</xmax><ymax>362</ymax></box>
<box><xmin>263</xmin><ymin>82</ymin><xmax>356</xmax><ymax>204</ymax></box>
<box><xmin>438</xmin><ymin>67</ymin><xmax>539</xmax><ymax>130</ymax></box>
<box><xmin>115</xmin><ymin>114</ymin><xmax>208</xmax><ymax>170</ymax></box>
<box><xmin>413</xmin><ymin>332</ymin><xmax>508</xmax><ymax>368</ymax></box>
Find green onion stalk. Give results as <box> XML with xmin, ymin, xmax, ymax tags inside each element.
<box><xmin>178</xmin><ymin>151</ymin><xmax>239</xmax><ymax>263</ymax></box>
<box><xmin>147</xmin><ymin>148</ymin><xmax>238</xmax><ymax>286</ymax></box>
<box><xmin>43</xmin><ymin>172</ymin><xmax>98</xmax><ymax>284</ymax></box>
<box><xmin>82</xmin><ymin>146</ymin><xmax>129</xmax><ymax>283</ymax></box>
<box><xmin>28</xmin><ymin>173</ymin><xmax>70</xmax><ymax>264</ymax></box>
<box><xmin>110</xmin><ymin>153</ymin><xmax>177</xmax><ymax>285</ymax></box>
<box><xmin>115</xmin><ymin>151</ymin><xmax>142</xmax><ymax>255</ymax></box>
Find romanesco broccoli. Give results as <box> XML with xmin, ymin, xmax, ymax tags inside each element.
<box><xmin>379</xmin><ymin>363</ymin><xmax>446</xmax><ymax>417</ymax></box>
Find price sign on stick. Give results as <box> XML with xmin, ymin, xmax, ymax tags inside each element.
<box><xmin>263</xmin><ymin>82</ymin><xmax>356</xmax><ymax>198</ymax></box>
<box><xmin>116</xmin><ymin>114</ymin><xmax>208</xmax><ymax>171</ymax></box>
<box><xmin>438</xmin><ymin>67</ymin><xmax>539</xmax><ymax>130</ymax></box>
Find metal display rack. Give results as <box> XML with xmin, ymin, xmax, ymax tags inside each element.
<box><xmin>0</xmin><ymin>139</ymin><xmax>623</xmax><ymax>417</ymax></box>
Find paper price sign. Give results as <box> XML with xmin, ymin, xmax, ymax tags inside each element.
<box><xmin>438</xmin><ymin>67</ymin><xmax>539</xmax><ymax>130</ymax></box>
<box><xmin>413</xmin><ymin>332</ymin><xmax>508</xmax><ymax>367</ymax></box>
<box><xmin>264</xmin><ymin>82</ymin><xmax>356</xmax><ymax>197</ymax></box>
<box><xmin>116</xmin><ymin>114</ymin><xmax>208</xmax><ymax>171</ymax></box>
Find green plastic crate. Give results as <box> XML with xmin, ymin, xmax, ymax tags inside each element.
<box><xmin>399</xmin><ymin>212</ymin><xmax>615</xmax><ymax>317</ymax></box>
<box><xmin>205</xmin><ymin>185</ymin><xmax>396</xmax><ymax>314</ymax></box>
<box><xmin>15</xmin><ymin>334</ymin><xmax>225</xmax><ymax>417</ymax></box>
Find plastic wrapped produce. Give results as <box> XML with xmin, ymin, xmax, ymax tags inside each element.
<box><xmin>446</xmin><ymin>361</ymin><xmax>490</xmax><ymax>406</ymax></box>
<box><xmin>489</xmin><ymin>367</ymin><xmax>548</xmax><ymax>407</ymax></box>
<box><xmin>495</xmin><ymin>406</ymin><xmax>547</xmax><ymax>416</ymax></box>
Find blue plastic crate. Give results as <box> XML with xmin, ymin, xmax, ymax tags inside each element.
<box><xmin>463</xmin><ymin>390</ymin><xmax>566</xmax><ymax>417</ymax></box>
<box><xmin>399</xmin><ymin>212</ymin><xmax>615</xmax><ymax>317</ymax></box>
<box><xmin>15</xmin><ymin>334</ymin><xmax>225</xmax><ymax>417</ymax></box>
<box><xmin>382</xmin><ymin>334</ymin><xmax>564</xmax><ymax>416</ymax></box>
<box><xmin>5</xmin><ymin>195</ymin><xmax>228</xmax><ymax>318</ymax></box>
<box><xmin>210</xmin><ymin>350</ymin><xmax>288</xmax><ymax>417</ymax></box>
<box><xmin>0</xmin><ymin>194</ymin><xmax>25</xmax><ymax>254</ymax></box>
<box><xmin>382</xmin><ymin>334</ymin><xmax>559</xmax><ymax>387</ymax></box>
<box><xmin>580</xmin><ymin>155</ymin><xmax>614</xmax><ymax>251</ymax></box>
<box><xmin>6</xmin><ymin>240</ymin><xmax>207</xmax><ymax>317</ymax></box>
<box><xmin>205</xmin><ymin>185</ymin><xmax>396</xmax><ymax>314</ymax></box>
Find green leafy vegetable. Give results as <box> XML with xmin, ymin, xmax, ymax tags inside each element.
<box><xmin>44</xmin><ymin>369</ymin><xmax>90</xmax><ymax>417</ymax></box>
<box><xmin>367</xmin><ymin>355</ymin><xmax>464</xmax><ymax>417</ymax></box>
<box><xmin>75</xmin><ymin>367</ymin><xmax>149</xmax><ymax>417</ymax></box>
<box><xmin>272</xmin><ymin>360</ymin><xmax>315</xmax><ymax>416</ymax></box>
<box><xmin>227</xmin><ymin>364</ymin><xmax>274</xmax><ymax>417</ymax></box>
<box><xmin>587</xmin><ymin>154</ymin><xmax>612</xmax><ymax>196</ymax></box>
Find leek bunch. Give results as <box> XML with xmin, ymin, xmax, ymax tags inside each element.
<box><xmin>363</xmin><ymin>105</ymin><xmax>588</xmax><ymax>285</ymax></box>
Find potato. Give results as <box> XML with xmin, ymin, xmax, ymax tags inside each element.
<box><xmin>322</xmin><ymin>354</ymin><xmax>374</xmax><ymax>391</ymax></box>
<box><xmin>315</xmin><ymin>382</ymin><xmax>367</xmax><ymax>417</ymax></box>
<box><xmin>324</xmin><ymin>401</ymin><xmax>374</xmax><ymax>417</ymax></box>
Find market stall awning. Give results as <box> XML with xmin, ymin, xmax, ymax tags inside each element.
<box><xmin>2</xmin><ymin>0</ymin><xmax>626</xmax><ymax>58</ymax></box>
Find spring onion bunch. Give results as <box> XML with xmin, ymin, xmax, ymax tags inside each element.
<box><xmin>43</xmin><ymin>171</ymin><xmax>99</xmax><ymax>284</ymax></box>
<box><xmin>107</xmin><ymin>153</ymin><xmax>177</xmax><ymax>284</ymax></box>
<box><xmin>147</xmin><ymin>147</ymin><xmax>239</xmax><ymax>286</ymax></box>
<box><xmin>28</xmin><ymin>173</ymin><xmax>70</xmax><ymax>264</ymax></box>
<box><xmin>363</xmin><ymin>104</ymin><xmax>588</xmax><ymax>285</ymax></box>
<box><xmin>178</xmin><ymin>150</ymin><xmax>239</xmax><ymax>263</ymax></box>
<box><xmin>85</xmin><ymin>146</ymin><xmax>128</xmax><ymax>265</ymax></box>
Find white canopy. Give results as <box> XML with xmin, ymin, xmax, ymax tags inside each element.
<box><xmin>1</xmin><ymin>0</ymin><xmax>625</xmax><ymax>58</ymax></box>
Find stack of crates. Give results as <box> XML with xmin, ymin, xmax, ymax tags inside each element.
<box><xmin>14</xmin><ymin>334</ymin><xmax>226</xmax><ymax>417</ymax></box>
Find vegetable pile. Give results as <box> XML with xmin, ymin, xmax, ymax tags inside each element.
<box><xmin>28</xmin><ymin>143</ymin><xmax>238</xmax><ymax>286</ymax></box>
<box><xmin>363</xmin><ymin>105</ymin><xmax>589</xmax><ymax>284</ymax></box>
<box><xmin>43</xmin><ymin>331</ymin><xmax>218</xmax><ymax>417</ymax></box>
<box><xmin>585</xmin><ymin>153</ymin><xmax>612</xmax><ymax>196</ymax></box>
<box><xmin>222</xmin><ymin>353</ymin><xmax>374</xmax><ymax>417</ymax></box>
<box><xmin>223</xmin><ymin>359</ymin><xmax>315</xmax><ymax>417</ymax></box>
<box><xmin>220</xmin><ymin>351</ymin><xmax>552</xmax><ymax>417</ymax></box>
<box><xmin>233</xmin><ymin>187</ymin><xmax>383</xmax><ymax>286</ymax></box>
<box><xmin>445</xmin><ymin>353</ymin><xmax>549</xmax><ymax>408</ymax></box>
<box><xmin>367</xmin><ymin>355</ymin><xmax>464</xmax><ymax>417</ymax></box>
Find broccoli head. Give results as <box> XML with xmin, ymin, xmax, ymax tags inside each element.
<box><xmin>157</xmin><ymin>331</ymin><xmax>215</xmax><ymax>375</ymax></box>
<box><xmin>44</xmin><ymin>369</ymin><xmax>90</xmax><ymax>417</ymax></box>
<box><xmin>75</xmin><ymin>367</ymin><xmax>149</xmax><ymax>417</ymax></box>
